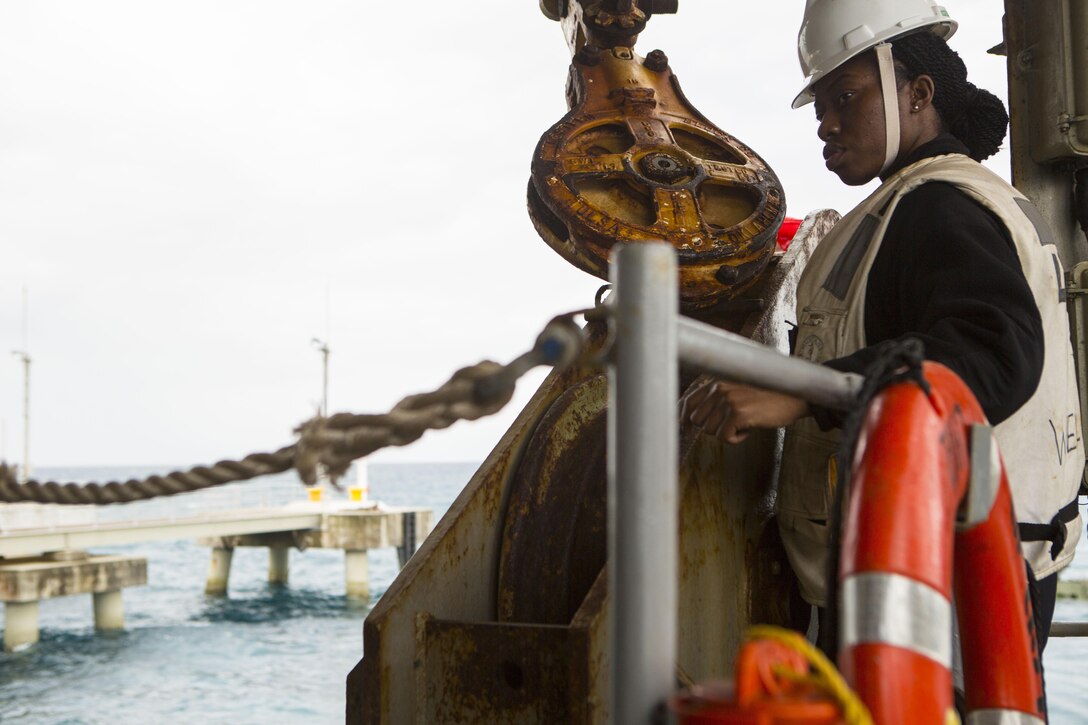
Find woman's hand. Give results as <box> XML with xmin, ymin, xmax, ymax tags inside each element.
<box><xmin>680</xmin><ymin>379</ymin><xmax>810</xmax><ymax>443</ymax></box>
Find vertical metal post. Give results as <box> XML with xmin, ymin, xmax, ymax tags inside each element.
<box><xmin>1005</xmin><ymin>0</ymin><xmax>1088</xmax><ymax>265</ymax></box>
<box><xmin>608</xmin><ymin>242</ymin><xmax>678</xmax><ymax>724</ymax></box>
<box><xmin>18</xmin><ymin>352</ymin><xmax>30</xmax><ymax>485</ymax></box>
<box><xmin>321</xmin><ymin>345</ymin><xmax>329</xmax><ymax>417</ymax></box>
<box><xmin>312</xmin><ymin>337</ymin><xmax>330</xmax><ymax>417</ymax></box>
<box><xmin>12</xmin><ymin>287</ymin><xmax>31</xmax><ymax>484</ymax></box>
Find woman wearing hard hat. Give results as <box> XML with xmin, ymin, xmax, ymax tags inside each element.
<box><xmin>684</xmin><ymin>0</ymin><xmax>1082</xmax><ymax>656</ymax></box>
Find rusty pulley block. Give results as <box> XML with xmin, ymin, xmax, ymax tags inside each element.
<box><xmin>530</xmin><ymin>1</ymin><xmax>785</xmax><ymax>309</ymax></box>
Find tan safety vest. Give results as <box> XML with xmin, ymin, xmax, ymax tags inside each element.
<box><xmin>778</xmin><ymin>154</ymin><xmax>1083</xmax><ymax>605</ymax></box>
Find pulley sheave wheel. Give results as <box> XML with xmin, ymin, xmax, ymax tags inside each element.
<box><xmin>529</xmin><ymin>46</ymin><xmax>786</xmax><ymax>309</ymax></box>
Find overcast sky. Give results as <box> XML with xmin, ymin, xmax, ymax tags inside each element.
<box><xmin>0</xmin><ymin>1</ymin><xmax>1008</xmax><ymax>470</ymax></box>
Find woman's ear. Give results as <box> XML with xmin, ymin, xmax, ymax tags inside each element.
<box><xmin>907</xmin><ymin>74</ymin><xmax>936</xmax><ymax>112</ymax></box>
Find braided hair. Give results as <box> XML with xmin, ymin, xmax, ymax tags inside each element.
<box><xmin>890</xmin><ymin>31</ymin><xmax>1008</xmax><ymax>161</ymax></box>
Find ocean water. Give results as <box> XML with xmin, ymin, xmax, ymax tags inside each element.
<box><xmin>0</xmin><ymin>463</ymin><xmax>1085</xmax><ymax>723</ymax></box>
<box><xmin>0</xmin><ymin>463</ymin><xmax>475</xmax><ymax>725</ymax></box>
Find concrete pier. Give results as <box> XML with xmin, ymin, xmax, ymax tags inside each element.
<box><xmin>268</xmin><ymin>546</ymin><xmax>289</xmax><ymax>585</ymax></box>
<box><xmin>345</xmin><ymin>550</ymin><xmax>369</xmax><ymax>600</ymax></box>
<box><xmin>1058</xmin><ymin>578</ymin><xmax>1088</xmax><ymax>599</ymax></box>
<box><xmin>93</xmin><ymin>590</ymin><xmax>124</xmax><ymax>630</ymax></box>
<box><xmin>5</xmin><ymin>601</ymin><xmax>39</xmax><ymax>651</ymax></box>
<box><xmin>0</xmin><ymin>553</ymin><xmax>146</xmax><ymax>651</ymax></box>
<box><xmin>200</xmin><ymin>507</ymin><xmax>432</xmax><ymax>598</ymax></box>
<box><xmin>205</xmin><ymin>546</ymin><xmax>234</xmax><ymax>596</ymax></box>
<box><xmin>0</xmin><ymin>501</ymin><xmax>432</xmax><ymax>649</ymax></box>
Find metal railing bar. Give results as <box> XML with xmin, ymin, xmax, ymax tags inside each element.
<box><xmin>1050</xmin><ymin>621</ymin><xmax>1088</xmax><ymax>637</ymax></box>
<box><xmin>677</xmin><ymin>316</ymin><xmax>863</xmax><ymax>411</ymax></box>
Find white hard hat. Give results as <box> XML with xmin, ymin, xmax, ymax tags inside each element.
<box><xmin>792</xmin><ymin>0</ymin><xmax>957</xmax><ymax>109</ymax></box>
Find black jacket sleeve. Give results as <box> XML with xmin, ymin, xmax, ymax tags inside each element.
<box><xmin>813</xmin><ymin>181</ymin><xmax>1044</xmax><ymax>429</ymax></box>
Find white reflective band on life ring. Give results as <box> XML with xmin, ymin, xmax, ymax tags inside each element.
<box><xmin>841</xmin><ymin>572</ymin><xmax>952</xmax><ymax>667</ymax></box>
<box><xmin>966</xmin><ymin>710</ymin><xmax>1046</xmax><ymax>725</ymax></box>
<box><xmin>959</xmin><ymin>425</ymin><xmax>1002</xmax><ymax>530</ymax></box>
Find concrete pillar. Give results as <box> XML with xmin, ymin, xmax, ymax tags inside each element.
<box><xmin>268</xmin><ymin>546</ymin><xmax>289</xmax><ymax>585</ymax></box>
<box><xmin>93</xmin><ymin>590</ymin><xmax>124</xmax><ymax>631</ymax></box>
<box><xmin>205</xmin><ymin>546</ymin><xmax>234</xmax><ymax>596</ymax></box>
<box><xmin>345</xmin><ymin>549</ymin><xmax>369</xmax><ymax>600</ymax></box>
<box><xmin>4</xmin><ymin>601</ymin><xmax>40</xmax><ymax>652</ymax></box>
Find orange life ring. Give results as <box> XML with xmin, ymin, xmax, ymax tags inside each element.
<box><xmin>670</xmin><ymin>362</ymin><xmax>1046</xmax><ymax>724</ymax></box>
<box><xmin>838</xmin><ymin>362</ymin><xmax>1046</xmax><ymax>723</ymax></box>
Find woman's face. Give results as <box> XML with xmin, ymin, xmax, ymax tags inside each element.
<box><xmin>812</xmin><ymin>53</ymin><xmax>893</xmax><ymax>186</ymax></box>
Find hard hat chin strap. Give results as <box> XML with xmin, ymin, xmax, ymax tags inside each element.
<box><xmin>875</xmin><ymin>43</ymin><xmax>901</xmax><ymax>176</ymax></box>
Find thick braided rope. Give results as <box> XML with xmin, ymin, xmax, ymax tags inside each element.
<box><xmin>293</xmin><ymin>314</ymin><xmax>586</xmax><ymax>483</ymax></box>
<box><xmin>0</xmin><ymin>448</ymin><xmax>296</xmax><ymax>506</ymax></box>
<box><xmin>0</xmin><ymin>315</ymin><xmax>587</xmax><ymax>506</ymax></box>
<box><xmin>293</xmin><ymin>359</ymin><xmax>516</xmax><ymax>485</ymax></box>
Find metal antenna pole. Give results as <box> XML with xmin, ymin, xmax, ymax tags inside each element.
<box><xmin>11</xmin><ymin>287</ymin><xmax>31</xmax><ymax>484</ymax></box>
<box><xmin>311</xmin><ymin>287</ymin><xmax>333</xmax><ymax>418</ymax></box>
<box><xmin>311</xmin><ymin>338</ymin><xmax>330</xmax><ymax>417</ymax></box>
<box><xmin>321</xmin><ymin>343</ymin><xmax>329</xmax><ymax>417</ymax></box>
<box><xmin>608</xmin><ymin>242</ymin><xmax>678</xmax><ymax>724</ymax></box>
<box><xmin>20</xmin><ymin>353</ymin><xmax>29</xmax><ymax>485</ymax></box>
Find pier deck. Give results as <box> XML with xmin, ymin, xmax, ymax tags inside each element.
<box><xmin>0</xmin><ymin>502</ymin><xmax>432</xmax><ymax>651</ymax></box>
<box><xmin>0</xmin><ymin>506</ymin><xmax>325</xmax><ymax>559</ymax></box>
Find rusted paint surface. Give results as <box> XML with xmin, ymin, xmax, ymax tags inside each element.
<box><xmin>674</xmin><ymin>212</ymin><xmax>837</xmax><ymax>676</ymax></box>
<box><xmin>747</xmin><ymin>518</ymin><xmax>809</xmax><ymax>631</ymax></box>
<box><xmin>345</xmin><ymin>658</ymin><xmax>366</xmax><ymax>723</ymax></box>
<box><xmin>492</xmin><ymin>217</ymin><xmax>837</xmax><ymax>681</ymax></box>
<box><xmin>495</xmin><ymin>365</ymin><xmax>785</xmax><ymax>693</ymax></box>
<box><xmin>569</xmin><ymin>568</ymin><xmax>609</xmax><ymax>724</ymax></box>
<box><xmin>418</xmin><ymin>616</ymin><xmax>591</xmax><ymax>723</ymax></box>
<box><xmin>353</xmin><ymin>213</ymin><xmax>836</xmax><ymax>721</ymax></box>
<box><xmin>538</xmin><ymin>0</ymin><xmax>563</xmax><ymax>21</ymax></box>
<box><xmin>676</xmin><ymin>421</ymin><xmax>780</xmax><ymax>679</ymax></box>
<box><xmin>492</xmin><ymin>552</ymin><xmax>610</xmax><ymax>724</ymax></box>
<box><xmin>497</xmin><ymin>373</ymin><xmax>608</xmax><ymax>624</ymax></box>
<box><xmin>529</xmin><ymin>45</ymin><xmax>786</xmax><ymax>310</ymax></box>
<box><xmin>352</xmin><ymin>325</ymin><xmax>609</xmax><ymax>725</ymax></box>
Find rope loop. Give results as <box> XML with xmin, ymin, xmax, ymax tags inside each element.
<box><xmin>745</xmin><ymin>625</ymin><xmax>874</xmax><ymax>725</ymax></box>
